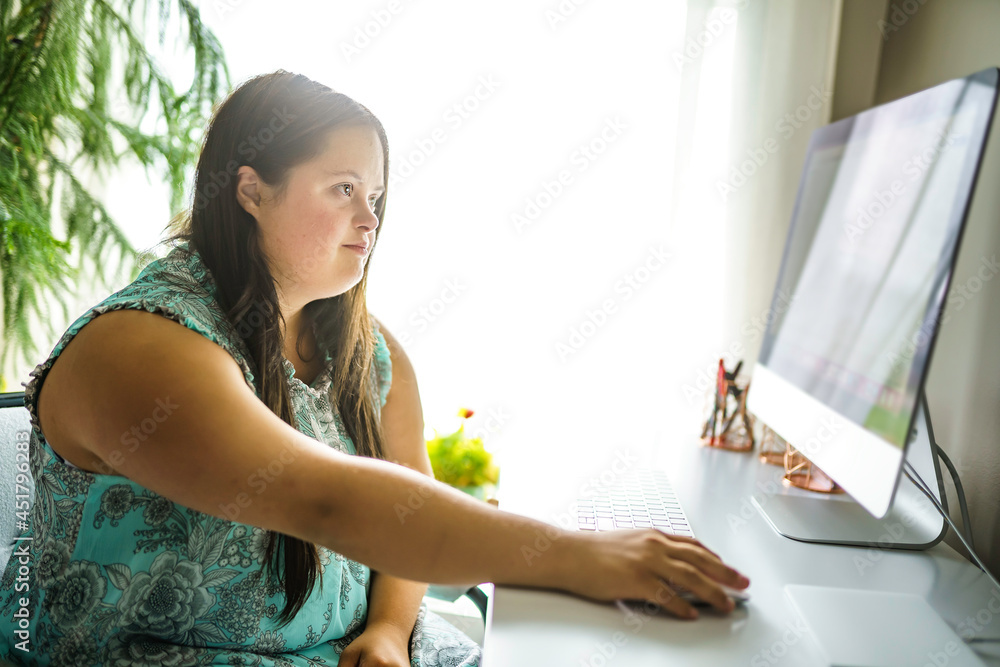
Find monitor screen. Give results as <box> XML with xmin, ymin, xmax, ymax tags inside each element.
<box><xmin>749</xmin><ymin>67</ymin><xmax>998</xmax><ymax>516</ymax></box>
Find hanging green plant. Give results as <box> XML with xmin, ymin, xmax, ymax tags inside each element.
<box><xmin>0</xmin><ymin>0</ymin><xmax>231</xmax><ymax>387</ymax></box>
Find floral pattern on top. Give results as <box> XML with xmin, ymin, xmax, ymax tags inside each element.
<box><xmin>0</xmin><ymin>242</ymin><xmax>481</xmax><ymax>666</ymax></box>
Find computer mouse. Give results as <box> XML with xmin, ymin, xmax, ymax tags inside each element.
<box><xmin>616</xmin><ymin>585</ymin><xmax>750</xmax><ymax>615</ymax></box>
<box><xmin>681</xmin><ymin>586</ymin><xmax>750</xmax><ymax>607</ymax></box>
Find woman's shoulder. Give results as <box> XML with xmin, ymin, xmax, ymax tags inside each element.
<box><xmin>48</xmin><ymin>243</ymin><xmax>256</xmax><ymax>384</ymax></box>
<box><xmin>34</xmin><ymin>308</ymin><xmax>245</xmax><ymax>474</ymax></box>
<box><xmin>24</xmin><ymin>245</ymin><xmax>260</xmax><ymax>451</ymax></box>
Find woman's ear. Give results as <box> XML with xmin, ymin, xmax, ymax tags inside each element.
<box><xmin>236</xmin><ymin>166</ymin><xmax>263</xmax><ymax>220</ymax></box>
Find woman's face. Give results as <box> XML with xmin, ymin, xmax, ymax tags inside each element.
<box><xmin>239</xmin><ymin>123</ymin><xmax>385</xmax><ymax>310</ymax></box>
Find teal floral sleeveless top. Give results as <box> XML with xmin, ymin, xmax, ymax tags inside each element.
<box><xmin>0</xmin><ymin>241</ymin><xmax>482</xmax><ymax>666</ymax></box>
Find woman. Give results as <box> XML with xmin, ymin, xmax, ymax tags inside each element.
<box><xmin>0</xmin><ymin>70</ymin><xmax>749</xmax><ymax>667</ymax></box>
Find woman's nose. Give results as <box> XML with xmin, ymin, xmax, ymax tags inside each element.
<box><xmin>356</xmin><ymin>205</ymin><xmax>379</xmax><ymax>232</ymax></box>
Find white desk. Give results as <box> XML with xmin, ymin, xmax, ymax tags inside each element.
<box><xmin>483</xmin><ymin>427</ymin><xmax>1000</xmax><ymax>666</ymax></box>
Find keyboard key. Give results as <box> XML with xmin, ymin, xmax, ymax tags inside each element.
<box><xmin>575</xmin><ymin>469</ymin><xmax>694</xmax><ymax>538</ymax></box>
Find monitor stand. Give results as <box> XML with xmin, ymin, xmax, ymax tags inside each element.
<box><xmin>751</xmin><ymin>393</ymin><xmax>949</xmax><ymax>550</ymax></box>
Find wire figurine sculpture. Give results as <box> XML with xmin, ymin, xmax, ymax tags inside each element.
<box><xmin>698</xmin><ymin>358</ymin><xmax>842</xmax><ymax>493</ymax></box>
<box><xmin>700</xmin><ymin>359</ymin><xmax>755</xmax><ymax>452</ymax></box>
<box><xmin>755</xmin><ymin>408</ymin><xmax>843</xmax><ymax>493</ymax></box>
<box><xmin>759</xmin><ymin>423</ymin><xmax>787</xmax><ymax>466</ymax></box>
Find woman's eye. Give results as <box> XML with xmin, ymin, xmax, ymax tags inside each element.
<box><xmin>338</xmin><ymin>183</ymin><xmax>378</xmax><ymax>210</ymax></box>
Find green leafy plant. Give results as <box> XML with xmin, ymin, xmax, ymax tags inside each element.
<box><xmin>0</xmin><ymin>0</ymin><xmax>231</xmax><ymax>389</ymax></box>
<box><xmin>426</xmin><ymin>408</ymin><xmax>499</xmax><ymax>490</ymax></box>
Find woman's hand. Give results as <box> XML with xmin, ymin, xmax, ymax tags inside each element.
<box><xmin>555</xmin><ymin>529</ymin><xmax>751</xmax><ymax>620</ymax></box>
<box><xmin>337</xmin><ymin>621</ymin><xmax>412</xmax><ymax>667</ymax></box>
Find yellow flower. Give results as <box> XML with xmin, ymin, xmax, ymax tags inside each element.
<box><xmin>457</xmin><ymin>407</ymin><xmax>474</xmax><ymax>419</ymax></box>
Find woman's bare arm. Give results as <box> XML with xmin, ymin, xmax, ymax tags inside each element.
<box><xmin>48</xmin><ymin>309</ymin><xmax>749</xmax><ymax>619</ymax></box>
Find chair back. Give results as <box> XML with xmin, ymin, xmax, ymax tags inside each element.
<box><xmin>0</xmin><ymin>392</ymin><xmax>34</xmax><ymax>577</ymax></box>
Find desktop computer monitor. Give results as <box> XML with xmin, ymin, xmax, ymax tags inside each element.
<box><xmin>746</xmin><ymin>67</ymin><xmax>999</xmax><ymax>546</ymax></box>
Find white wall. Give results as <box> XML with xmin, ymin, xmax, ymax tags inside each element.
<box><xmin>9</xmin><ymin>1</ymin><xmax>740</xmax><ymax>485</ymax></box>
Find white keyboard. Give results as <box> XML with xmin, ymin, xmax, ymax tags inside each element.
<box><xmin>576</xmin><ymin>468</ymin><xmax>694</xmax><ymax>537</ymax></box>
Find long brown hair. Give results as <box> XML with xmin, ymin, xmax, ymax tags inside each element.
<box><xmin>163</xmin><ymin>70</ymin><xmax>389</xmax><ymax>627</ymax></box>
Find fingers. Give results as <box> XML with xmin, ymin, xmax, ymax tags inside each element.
<box><xmin>652</xmin><ymin>531</ymin><xmax>749</xmax><ymax>589</ymax></box>
<box><xmin>659</xmin><ymin>533</ymin><xmax>721</xmax><ymax>560</ymax></box>
<box><xmin>667</xmin><ymin>541</ymin><xmax>750</xmax><ymax>590</ymax></box>
<box><xmin>660</xmin><ymin>560</ymin><xmax>737</xmax><ymax>614</ymax></box>
<box><xmin>588</xmin><ymin>529</ymin><xmax>751</xmax><ymax>621</ymax></box>
<box><xmin>629</xmin><ymin>575</ymin><xmax>700</xmax><ymax>620</ymax></box>
<box><xmin>639</xmin><ymin>530</ymin><xmax>749</xmax><ymax>615</ymax></box>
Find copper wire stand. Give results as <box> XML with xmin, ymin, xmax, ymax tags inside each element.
<box><xmin>758</xmin><ymin>422</ymin><xmax>787</xmax><ymax>466</ymax></box>
<box><xmin>782</xmin><ymin>442</ymin><xmax>844</xmax><ymax>493</ymax></box>
<box><xmin>700</xmin><ymin>360</ymin><xmax>754</xmax><ymax>452</ymax></box>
